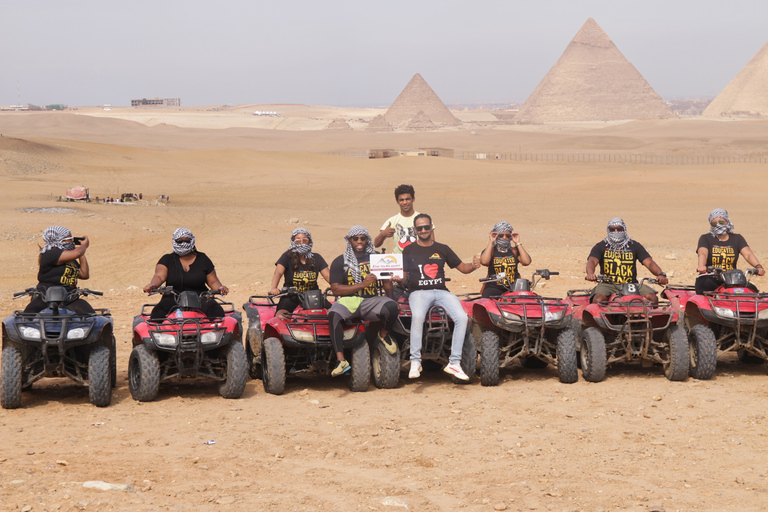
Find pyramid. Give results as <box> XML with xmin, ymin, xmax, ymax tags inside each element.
<box><xmin>384</xmin><ymin>73</ymin><xmax>460</xmax><ymax>127</ymax></box>
<box><xmin>515</xmin><ymin>18</ymin><xmax>674</xmax><ymax>123</ymax></box>
<box><xmin>404</xmin><ymin>110</ymin><xmax>436</xmax><ymax>131</ymax></box>
<box><xmin>703</xmin><ymin>42</ymin><xmax>768</xmax><ymax>118</ymax></box>
<box><xmin>366</xmin><ymin>114</ymin><xmax>393</xmax><ymax>132</ymax></box>
<box><xmin>324</xmin><ymin>118</ymin><xmax>352</xmax><ymax>130</ymax></box>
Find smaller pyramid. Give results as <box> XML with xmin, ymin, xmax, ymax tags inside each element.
<box><xmin>385</xmin><ymin>73</ymin><xmax>460</xmax><ymax>127</ymax></box>
<box><xmin>366</xmin><ymin>114</ymin><xmax>393</xmax><ymax>132</ymax></box>
<box><xmin>324</xmin><ymin>118</ymin><xmax>352</xmax><ymax>130</ymax></box>
<box><xmin>404</xmin><ymin>110</ymin><xmax>436</xmax><ymax>131</ymax></box>
<box><xmin>515</xmin><ymin>18</ymin><xmax>673</xmax><ymax>123</ymax></box>
<box><xmin>703</xmin><ymin>42</ymin><xmax>768</xmax><ymax>118</ymax></box>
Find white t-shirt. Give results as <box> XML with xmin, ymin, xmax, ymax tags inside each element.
<box><xmin>380</xmin><ymin>212</ymin><xmax>421</xmax><ymax>254</ymax></box>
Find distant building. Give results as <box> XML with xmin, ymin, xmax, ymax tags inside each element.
<box><xmin>131</xmin><ymin>98</ymin><xmax>181</xmax><ymax>107</ymax></box>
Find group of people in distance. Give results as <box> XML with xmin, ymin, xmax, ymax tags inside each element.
<box><xmin>26</xmin><ymin>183</ymin><xmax>764</xmax><ymax>384</ymax></box>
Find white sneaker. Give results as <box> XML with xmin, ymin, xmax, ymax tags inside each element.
<box><xmin>444</xmin><ymin>363</ymin><xmax>469</xmax><ymax>381</ymax></box>
<box><xmin>408</xmin><ymin>362</ymin><xmax>422</xmax><ymax>379</ymax></box>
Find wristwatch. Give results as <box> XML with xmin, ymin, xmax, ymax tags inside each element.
<box><xmin>657</xmin><ymin>272</ymin><xmax>667</xmax><ymax>277</ymax></box>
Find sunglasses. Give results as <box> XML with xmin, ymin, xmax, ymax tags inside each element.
<box><xmin>495</xmin><ymin>233</ymin><xmax>512</xmax><ymax>239</ymax></box>
<box><xmin>414</xmin><ymin>224</ymin><xmax>432</xmax><ymax>232</ymax></box>
<box><xmin>176</xmin><ymin>238</ymin><xmax>192</xmax><ymax>243</ymax></box>
<box><xmin>350</xmin><ymin>236</ymin><xmax>368</xmax><ymax>242</ymax></box>
<box><xmin>710</xmin><ymin>219</ymin><xmax>728</xmax><ymax>226</ymax></box>
<box><xmin>293</xmin><ymin>238</ymin><xmax>311</xmax><ymax>244</ymax></box>
<box><xmin>608</xmin><ymin>227</ymin><xmax>625</xmax><ymax>232</ymax></box>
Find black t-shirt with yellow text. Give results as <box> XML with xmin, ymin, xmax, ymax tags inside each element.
<box><xmin>37</xmin><ymin>248</ymin><xmax>80</xmax><ymax>291</ymax></box>
<box><xmin>697</xmin><ymin>233</ymin><xmax>748</xmax><ymax>271</ymax></box>
<box><xmin>329</xmin><ymin>253</ymin><xmax>378</xmax><ymax>297</ymax></box>
<box><xmin>589</xmin><ymin>240</ymin><xmax>651</xmax><ymax>284</ymax></box>
<box><xmin>276</xmin><ymin>250</ymin><xmax>328</xmax><ymax>293</ymax></box>
<box><xmin>481</xmin><ymin>246</ymin><xmax>520</xmax><ymax>293</ymax></box>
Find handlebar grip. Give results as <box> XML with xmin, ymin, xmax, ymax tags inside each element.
<box><xmin>90</xmin><ymin>291</ymin><xmax>104</xmax><ymax>296</ymax></box>
<box><xmin>549</xmin><ymin>272</ymin><xmax>559</xmax><ymax>276</ymax></box>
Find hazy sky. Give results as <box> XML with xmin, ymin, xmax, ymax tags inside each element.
<box><xmin>1</xmin><ymin>1</ymin><xmax>766</xmax><ymax>107</ymax></box>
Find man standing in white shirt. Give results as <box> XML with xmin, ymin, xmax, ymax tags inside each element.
<box><xmin>374</xmin><ymin>184</ymin><xmax>433</xmax><ymax>254</ymax></box>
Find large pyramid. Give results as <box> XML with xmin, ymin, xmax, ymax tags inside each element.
<box><xmin>384</xmin><ymin>73</ymin><xmax>460</xmax><ymax>127</ymax></box>
<box><xmin>515</xmin><ymin>18</ymin><xmax>674</xmax><ymax>123</ymax></box>
<box><xmin>703</xmin><ymin>42</ymin><xmax>768</xmax><ymax>118</ymax></box>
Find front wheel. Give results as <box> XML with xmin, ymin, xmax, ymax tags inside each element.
<box><xmin>479</xmin><ymin>330</ymin><xmax>500</xmax><ymax>386</ymax></box>
<box><xmin>372</xmin><ymin>339</ymin><xmax>400</xmax><ymax>389</ymax></box>
<box><xmin>663</xmin><ymin>325</ymin><xmax>689</xmax><ymax>382</ymax></box>
<box><xmin>348</xmin><ymin>341</ymin><xmax>371</xmax><ymax>392</ymax></box>
<box><xmin>580</xmin><ymin>327</ymin><xmax>606</xmax><ymax>382</ymax></box>
<box><xmin>262</xmin><ymin>337</ymin><xmax>286</xmax><ymax>395</ymax></box>
<box><xmin>128</xmin><ymin>345</ymin><xmax>160</xmax><ymax>402</ymax></box>
<box><xmin>88</xmin><ymin>345</ymin><xmax>112</xmax><ymax>407</ymax></box>
<box><xmin>556</xmin><ymin>328</ymin><xmax>578</xmax><ymax>384</ymax></box>
<box><xmin>688</xmin><ymin>324</ymin><xmax>717</xmax><ymax>380</ymax></box>
<box><xmin>1</xmin><ymin>347</ymin><xmax>22</xmax><ymax>409</ymax></box>
<box><xmin>218</xmin><ymin>342</ymin><xmax>248</xmax><ymax>399</ymax></box>
<box><xmin>110</xmin><ymin>335</ymin><xmax>117</xmax><ymax>388</ymax></box>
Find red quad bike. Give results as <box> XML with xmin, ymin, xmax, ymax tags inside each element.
<box><xmin>130</xmin><ymin>287</ymin><xmax>247</xmax><ymax>401</ymax></box>
<box><xmin>1</xmin><ymin>286</ymin><xmax>116</xmax><ymax>409</ymax></box>
<box><xmin>242</xmin><ymin>288</ymin><xmax>372</xmax><ymax>395</ymax></box>
<box><xmin>664</xmin><ymin>267</ymin><xmax>768</xmax><ymax>379</ymax></box>
<box><xmin>463</xmin><ymin>270</ymin><xmax>576</xmax><ymax>386</ymax></box>
<box><xmin>567</xmin><ymin>276</ymin><xmax>688</xmax><ymax>383</ymax></box>
<box><xmin>390</xmin><ymin>288</ymin><xmax>477</xmax><ymax>385</ymax></box>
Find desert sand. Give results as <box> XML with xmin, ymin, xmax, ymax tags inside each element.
<box><xmin>2</xmin><ymin>108</ymin><xmax>768</xmax><ymax>511</ymax></box>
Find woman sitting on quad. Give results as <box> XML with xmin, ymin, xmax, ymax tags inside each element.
<box><xmin>479</xmin><ymin>221</ymin><xmax>531</xmax><ymax>297</ymax></box>
<box><xmin>25</xmin><ymin>226</ymin><xmax>94</xmax><ymax>314</ymax></box>
<box><xmin>269</xmin><ymin>228</ymin><xmax>330</xmax><ymax>318</ymax></box>
<box><xmin>696</xmin><ymin>208</ymin><xmax>765</xmax><ymax>294</ymax></box>
<box><xmin>143</xmin><ymin>228</ymin><xmax>229</xmax><ymax>319</ymax></box>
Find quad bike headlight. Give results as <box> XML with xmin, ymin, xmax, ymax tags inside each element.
<box><xmin>201</xmin><ymin>331</ymin><xmax>223</xmax><ymax>345</ymax></box>
<box><xmin>20</xmin><ymin>326</ymin><xmax>41</xmax><ymax>340</ymax></box>
<box><xmin>153</xmin><ymin>332</ymin><xmax>178</xmax><ymax>347</ymax></box>
<box><xmin>343</xmin><ymin>327</ymin><xmax>359</xmax><ymax>340</ymax></box>
<box><xmin>66</xmin><ymin>327</ymin><xmax>87</xmax><ymax>340</ymax></box>
<box><xmin>292</xmin><ymin>329</ymin><xmax>315</xmax><ymax>342</ymax></box>
<box><xmin>544</xmin><ymin>309</ymin><xmax>564</xmax><ymax>323</ymax></box>
<box><xmin>713</xmin><ymin>306</ymin><xmax>736</xmax><ymax>319</ymax></box>
<box><xmin>501</xmin><ymin>310</ymin><xmax>522</xmax><ymax>323</ymax></box>
<box><xmin>758</xmin><ymin>309</ymin><xmax>768</xmax><ymax>320</ymax></box>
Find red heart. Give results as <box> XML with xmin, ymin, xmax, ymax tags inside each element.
<box><xmin>423</xmin><ymin>264</ymin><xmax>438</xmax><ymax>279</ymax></box>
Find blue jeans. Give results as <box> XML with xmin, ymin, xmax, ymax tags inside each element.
<box><xmin>408</xmin><ymin>289</ymin><xmax>469</xmax><ymax>365</ymax></box>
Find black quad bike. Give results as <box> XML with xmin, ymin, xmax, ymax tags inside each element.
<box><xmin>129</xmin><ymin>287</ymin><xmax>247</xmax><ymax>401</ymax></box>
<box><xmin>1</xmin><ymin>286</ymin><xmax>116</xmax><ymax>409</ymax></box>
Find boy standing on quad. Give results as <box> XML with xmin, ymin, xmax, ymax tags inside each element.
<box><xmin>393</xmin><ymin>214</ymin><xmax>480</xmax><ymax>381</ymax></box>
<box><xmin>374</xmin><ymin>184</ymin><xmax>432</xmax><ymax>254</ymax></box>
<box><xmin>328</xmin><ymin>226</ymin><xmax>399</xmax><ymax>377</ymax></box>
<box><xmin>586</xmin><ymin>217</ymin><xmax>668</xmax><ymax>302</ymax></box>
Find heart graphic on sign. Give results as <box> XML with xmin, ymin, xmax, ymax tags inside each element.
<box><xmin>423</xmin><ymin>264</ymin><xmax>438</xmax><ymax>279</ymax></box>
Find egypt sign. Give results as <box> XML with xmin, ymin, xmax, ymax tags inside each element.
<box><xmin>369</xmin><ymin>254</ymin><xmax>404</xmax><ymax>279</ymax></box>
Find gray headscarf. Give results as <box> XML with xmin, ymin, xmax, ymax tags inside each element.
<box><xmin>603</xmin><ymin>217</ymin><xmax>632</xmax><ymax>251</ymax></box>
<box><xmin>491</xmin><ymin>221</ymin><xmax>514</xmax><ymax>251</ymax></box>
<box><xmin>41</xmin><ymin>226</ymin><xmax>75</xmax><ymax>254</ymax></box>
<box><xmin>289</xmin><ymin>228</ymin><xmax>314</xmax><ymax>259</ymax></box>
<box><xmin>172</xmin><ymin>227</ymin><xmax>196</xmax><ymax>256</ymax></box>
<box><xmin>708</xmin><ymin>208</ymin><xmax>734</xmax><ymax>238</ymax></box>
<box><xmin>343</xmin><ymin>225</ymin><xmax>376</xmax><ymax>284</ymax></box>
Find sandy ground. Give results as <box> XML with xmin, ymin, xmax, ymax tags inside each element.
<box><xmin>2</xmin><ymin>109</ymin><xmax>768</xmax><ymax>511</ymax></box>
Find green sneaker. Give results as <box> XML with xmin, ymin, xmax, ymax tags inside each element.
<box><xmin>331</xmin><ymin>360</ymin><xmax>351</xmax><ymax>377</ymax></box>
<box><xmin>378</xmin><ymin>333</ymin><xmax>398</xmax><ymax>355</ymax></box>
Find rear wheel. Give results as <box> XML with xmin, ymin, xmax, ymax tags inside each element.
<box><xmin>88</xmin><ymin>345</ymin><xmax>112</xmax><ymax>407</ymax></box>
<box><xmin>456</xmin><ymin>328</ymin><xmax>477</xmax><ymax>384</ymax></box>
<box><xmin>110</xmin><ymin>335</ymin><xmax>117</xmax><ymax>388</ymax></box>
<box><xmin>580</xmin><ymin>327</ymin><xmax>606</xmax><ymax>382</ymax></box>
<box><xmin>556</xmin><ymin>328</ymin><xmax>578</xmax><ymax>384</ymax></box>
<box><xmin>663</xmin><ymin>325</ymin><xmax>689</xmax><ymax>381</ymax></box>
<box><xmin>261</xmin><ymin>337</ymin><xmax>286</xmax><ymax>395</ymax></box>
<box><xmin>1</xmin><ymin>347</ymin><xmax>22</xmax><ymax>409</ymax></box>
<box><xmin>245</xmin><ymin>328</ymin><xmax>263</xmax><ymax>379</ymax></box>
<box><xmin>128</xmin><ymin>345</ymin><xmax>160</xmax><ymax>402</ymax></box>
<box><xmin>479</xmin><ymin>330</ymin><xmax>500</xmax><ymax>386</ymax></box>
<box><xmin>372</xmin><ymin>339</ymin><xmax>400</xmax><ymax>389</ymax></box>
<box><xmin>688</xmin><ymin>324</ymin><xmax>717</xmax><ymax>380</ymax></box>
<box><xmin>218</xmin><ymin>342</ymin><xmax>248</xmax><ymax>399</ymax></box>
<box><xmin>348</xmin><ymin>341</ymin><xmax>371</xmax><ymax>392</ymax></box>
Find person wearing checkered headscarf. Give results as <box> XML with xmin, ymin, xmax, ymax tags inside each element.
<box><xmin>172</xmin><ymin>227</ymin><xmax>196</xmax><ymax>256</ymax></box>
<box><xmin>41</xmin><ymin>226</ymin><xmax>75</xmax><ymax>253</ymax></box>
<box><xmin>696</xmin><ymin>209</ymin><xmax>765</xmax><ymax>294</ymax></box>
<box><xmin>479</xmin><ymin>221</ymin><xmax>532</xmax><ymax>297</ymax></box>
<box><xmin>343</xmin><ymin>225</ymin><xmax>376</xmax><ymax>284</ymax></box>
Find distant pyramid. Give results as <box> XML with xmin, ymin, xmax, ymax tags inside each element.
<box><xmin>324</xmin><ymin>118</ymin><xmax>352</xmax><ymax>130</ymax></box>
<box><xmin>384</xmin><ymin>73</ymin><xmax>460</xmax><ymax>127</ymax></box>
<box><xmin>703</xmin><ymin>42</ymin><xmax>768</xmax><ymax>118</ymax></box>
<box><xmin>405</xmin><ymin>110</ymin><xmax>436</xmax><ymax>131</ymax></box>
<box><xmin>515</xmin><ymin>18</ymin><xmax>673</xmax><ymax>123</ymax></box>
<box><xmin>366</xmin><ymin>114</ymin><xmax>393</xmax><ymax>132</ymax></box>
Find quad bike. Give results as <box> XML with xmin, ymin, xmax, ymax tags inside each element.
<box><xmin>242</xmin><ymin>288</ymin><xmax>371</xmax><ymax>394</ymax></box>
<box><xmin>463</xmin><ymin>270</ymin><xmax>576</xmax><ymax>386</ymax></box>
<box><xmin>1</xmin><ymin>286</ymin><xmax>115</xmax><ymax>408</ymax></box>
<box><xmin>129</xmin><ymin>287</ymin><xmax>247</xmax><ymax>401</ymax></box>
<box><xmin>390</xmin><ymin>288</ymin><xmax>477</xmax><ymax>384</ymax></box>
<box><xmin>664</xmin><ymin>267</ymin><xmax>768</xmax><ymax>379</ymax></box>
<box><xmin>567</xmin><ymin>276</ymin><xmax>688</xmax><ymax>382</ymax></box>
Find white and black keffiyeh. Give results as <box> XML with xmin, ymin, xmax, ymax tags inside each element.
<box><xmin>41</xmin><ymin>226</ymin><xmax>74</xmax><ymax>253</ymax></box>
<box><xmin>491</xmin><ymin>221</ymin><xmax>513</xmax><ymax>251</ymax></box>
<box><xmin>708</xmin><ymin>208</ymin><xmax>734</xmax><ymax>238</ymax></box>
<box><xmin>343</xmin><ymin>225</ymin><xmax>375</xmax><ymax>284</ymax></box>
<box><xmin>604</xmin><ymin>217</ymin><xmax>632</xmax><ymax>251</ymax></box>
<box><xmin>172</xmin><ymin>227</ymin><xmax>196</xmax><ymax>256</ymax></box>
<box><xmin>289</xmin><ymin>228</ymin><xmax>314</xmax><ymax>258</ymax></box>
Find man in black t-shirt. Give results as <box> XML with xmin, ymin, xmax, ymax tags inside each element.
<box><xmin>327</xmin><ymin>226</ymin><xmax>399</xmax><ymax>377</ymax></box>
<box><xmin>586</xmin><ymin>217</ymin><xmax>668</xmax><ymax>302</ymax></box>
<box><xmin>393</xmin><ymin>214</ymin><xmax>480</xmax><ymax>381</ymax></box>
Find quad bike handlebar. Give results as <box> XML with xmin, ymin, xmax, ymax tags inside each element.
<box><xmin>698</xmin><ymin>266</ymin><xmax>759</xmax><ymax>279</ymax></box>
<box><xmin>13</xmin><ymin>287</ymin><xmax>103</xmax><ymax>300</ymax></box>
